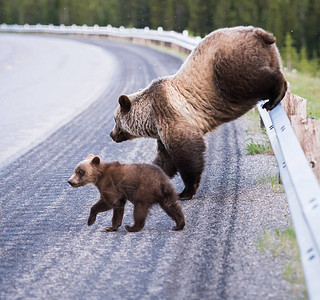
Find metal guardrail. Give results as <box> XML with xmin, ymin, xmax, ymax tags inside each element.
<box><xmin>258</xmin><ymin>103</ymin><xmax>320</xmax><ymax>300</ymax></box>
<box><xmin>0</xmin><ymin>23</ymin><xmax>200</xmax><ymax>51</ymax></box>
<box><xmin>1</xmin><ymin>23</ymin><xmax>320</xmax><ymax>299</ymax></box>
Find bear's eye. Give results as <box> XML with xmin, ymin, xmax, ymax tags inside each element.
<box><xmin>77</xmin><ymin>169</ymin><xmax>85</xmax><ymax>176</ymax></box>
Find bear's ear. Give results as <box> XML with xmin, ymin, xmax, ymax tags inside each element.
<box><xmin>119</xmin><ymin>95</ymin><xmax>131</xmax><ymax>114</ymax></box>
<box><xmin>91</xmin><ymin>156</ymin><xmax>100</xmax><ymax>166</ymax></box>
<box><xmin>86</xmin><ymin>154</ymin><xmax>95</xmax><ymax>160</ymax></box>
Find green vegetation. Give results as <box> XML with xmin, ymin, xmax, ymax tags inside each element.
<box><xmin>1</xmin><ymin>0</ymin><xmax>320</xmax><ymax>71</ymax></box>
<box><xmin>256</xmin><ymin>173</ymin><xmax>283</xmax><ymax>193</ymax></box>
<box><xmin>285</xmin><ymin>71</ymin><xmax>320</xmax><ymax>119</ymax></box>
<box><xmin>1</xmin><ymin>1</ymin><xmax>319</xmax><ymax>118</ymax></box>
<box><xmin>245</xmin><ymin>137</ymin><xmax>272</xmax><ymax>155</ymax></box>
<box><xmin>258</xmin><ymin>227</ymin><xmax>307</xmax><ymax>297</ymax></box>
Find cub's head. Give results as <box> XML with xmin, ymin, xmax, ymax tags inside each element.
<box><xmin>110</xmin><ymin>94</ymin><xmax>138</xmax><ymax>143</ymax></box>
<box><xmin>68</xmin><ymin>154</ymin><xmax>101</xmax><ymax>188</ymax></box>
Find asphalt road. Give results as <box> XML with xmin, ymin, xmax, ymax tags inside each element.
<box><xmin>0</xmin><ymin>35</ymin><xmax>292</xmax><ymax>299</ymax></box>
<box><xmin>0</xmin><ymin>34</ymin><xmax>115</xmax><ymax>168</ymax></box>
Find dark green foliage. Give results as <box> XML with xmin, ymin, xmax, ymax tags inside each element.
<box><xmin>1</xmin><ymin>0</ymin><xmax>320</xmax><ymax>74</ymax></box>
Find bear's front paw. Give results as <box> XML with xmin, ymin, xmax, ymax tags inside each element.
<box><xmin>105</xmin><ymin>226</ymin><xmax>118</xmax><ymax>232</ymax></box>
<box><xmin>262</xmin><ymin>100</ymin><xmax>278</xmax><ymax>111</ymax></box>
<box><xmin>87</xmin><ymin>214</ymin><xmax>96</xmax><ymax>226</ymax></box>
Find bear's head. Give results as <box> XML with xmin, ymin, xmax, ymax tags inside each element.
<box><xmin>68</xmin><ymin>154</ymin><xmax>101</xmax><ymax>187</ymax></box>
<box><xmin>110</xmin><ymin>94</ymin><xmax>138</xmax><ymax>143</ymax></box>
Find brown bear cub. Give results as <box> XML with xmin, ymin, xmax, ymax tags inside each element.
<box><xmin>68</xmin><ymin>154</ymin><xmax>185</xmax><ymax>232</ymax></box>
<box><xmin>110</xmin><ymin>26</ymin><xmax>287</xmax><ymax>200</ymax></box>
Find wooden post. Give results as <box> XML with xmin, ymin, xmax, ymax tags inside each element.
<box><xmin>281</xmin><ymin>89</ymin><xmax>320</xmax><ymax>183</ymax></box>
<box><xmin>281</xmin><ymin>90</ymin><xmax>307</xmax><ymax>121</ymax></box>
<box><xmin>291</xmin><ymin>116</ymin><xmax>320</xmax><ymax>183</ymax></box>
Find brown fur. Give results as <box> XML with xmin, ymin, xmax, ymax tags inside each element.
<box><xmin>110</xmin><ymin>26</ymin><xmax>287</xmax><ymax>200</ymax></box>
<box><xmin>68</xmin><ymin>154</ymin><xmax>185</xmax><ymax>232</ymax></box>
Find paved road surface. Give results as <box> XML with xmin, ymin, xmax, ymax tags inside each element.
<box><xmin>0</xmin><ymin>34</ymin><xmax>115</xmax><ymax>167</ymax></box>
<box><xmin>0</xmin><ymin>35</ymin><xmax>292</xmax><ymax>299</ymax></box>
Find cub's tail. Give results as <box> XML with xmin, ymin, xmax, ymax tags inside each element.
<box><xmin>255</xmin><ymin>28</ymin><xmax>276</xmax><ymax>44</ymax></box>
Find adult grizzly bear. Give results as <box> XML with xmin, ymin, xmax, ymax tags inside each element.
<box><xmin>110</xmin><ymin>26</ymin><xmax>287</xmax><ymax>200</ymax></box>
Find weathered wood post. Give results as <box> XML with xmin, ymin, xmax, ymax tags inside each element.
<box><xmin>281</xmin><ymin>88</ymin><xmax>320</xmax><ymax>183</ymax></box>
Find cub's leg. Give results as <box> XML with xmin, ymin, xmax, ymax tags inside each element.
<box><xmin>105</xmin><ymin>207</ymin><xmax>125</xmax><ymax>232</ymax></box>
<box><xmin>160</xmin><ymin>199</ymin><xmax>185</xmax><ymax>231</ymax></box>
<box><xmin>153</xmin><ymin>139</ymin><xmax>177</xmax><ymax>178</ymax></box>
<box><xmin>125</xmin><ymin>203</ymin><xmax>149</xmax><ymax>232</ymax></box>
<box><xmin>88</xmin><ymin>198</ymin><xmax>113</xmax><ymax>226</ymax></box>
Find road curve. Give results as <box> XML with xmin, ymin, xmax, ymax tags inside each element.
<box><xmin>0</xmin><ymin>36</ymin><xmax>292</xmax><ymax>299</ymax></box>
<box><xmin>0</xmin><ymin>33</ymin><xmax>116</xmax><ymax>168</ymax></box>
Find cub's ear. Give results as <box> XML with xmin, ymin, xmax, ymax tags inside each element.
<box><xmin>91</xmin><ymin>156</ymin><xmax>100</xmax><ymax>166</ymax></box>
<box><xmin>119</xmin><ymin>95</ymin><xmax>131</xmax><ymax>114</ymax></box>
<box><xmin>86</xmin><ymin>154</ymin><xmax>95</xmax><ymax>160</ymax></box>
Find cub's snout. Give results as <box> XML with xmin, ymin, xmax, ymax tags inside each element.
<box><xmin>68</xmin><ymin>180</ymin><xmax>77</xmax><ymax>187</ymax></box>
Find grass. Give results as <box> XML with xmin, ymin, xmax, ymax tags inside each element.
<box><xmin>257</xmin><ymin>226</ymin><xmax>307</xmax><ymax>298</ymax></box>
<box><xmin>146</xmin><ymin>43</ymin><xmax>189</xmax><ymax>61</ymax></box>
<box><xmin>256</xmin><ymin>173</ymin><xmax>283</xmax><ymax>193</ymax></box>
<box><xmin>245</xmin><ymin>137</ymin><xmax>272</xmax><ymax>155</ymax></box>
<box><xmin>245</xmin><ymin>108</ymin><xmax>273</xmax><ymax>155</ymax></box>
<box><xmin>284</xmin><ymin>70</ymin><xmax>320</xmax><ymax>119</ymax></box>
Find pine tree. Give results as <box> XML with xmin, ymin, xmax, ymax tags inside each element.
<box><xmin>300</xmin><ymin>46</ymin><xmax>311</xmax><ymax>74</ymax></box>
<box><xmin>150</xmin><ymin>0</ymin><xmax>167</xmax><ymax>29</ymax></box>
<box><xmin>282</xmin><ymin>33</ymin><xmax>299</xmax><ymax>72</ymax></box>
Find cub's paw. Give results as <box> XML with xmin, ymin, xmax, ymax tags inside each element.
<box><xmin>125</xmin><ymin>225</ymin><xmax>141</xmax><ymax>232</ymax></box>
<box><xmin>172</xmin><ymin>224</ymin><xmax>185</xmax><ymax>231</ymax></box>
<box><xmin>87</xmin><ymin>215</ymin><xmax>96</xmax><ymax>226</ymax></box>
<box><xmin>105</xmin><ymin>227</ymin><xmax>118</xmax><ymax>232</ymax></box>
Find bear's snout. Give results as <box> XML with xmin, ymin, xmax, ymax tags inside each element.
<box><xmin>110</xmin><ymin>129</ymin><xmax>136</xmax><ymax>143</ymax></box>
<box><xmin>109</xmin><ymin>131</ymin><xmax>116</xmax><ymax>140</ymax></box>
<box><xmin>110</xmin><ymin>131</ymin><xmax>122</xmax><ymax>143</ymax></box>
<box><xmin>68</xmin><ymin>180</ymin><xmax>77</xmax><ymax>187</ymax></box>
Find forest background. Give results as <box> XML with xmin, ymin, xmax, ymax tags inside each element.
<box><xmin>1</xmin><ymin>0</ymin><xmax>320</xmax><ymax>77</ymax></box>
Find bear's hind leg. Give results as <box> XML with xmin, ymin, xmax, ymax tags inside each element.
<box><xmin>160</xmin><ymin>200</ymin><xmax>185</xmax><ymax>231</ymax></box>
<box><xmin>178</xmin><ymin>171</ymin><xmax>202</xmax><ymax>200</ymax></box>
<box><xmin>125</xmin><ymin>203</ymin><xmax>149</xmax><ymax>232</ymax></box>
